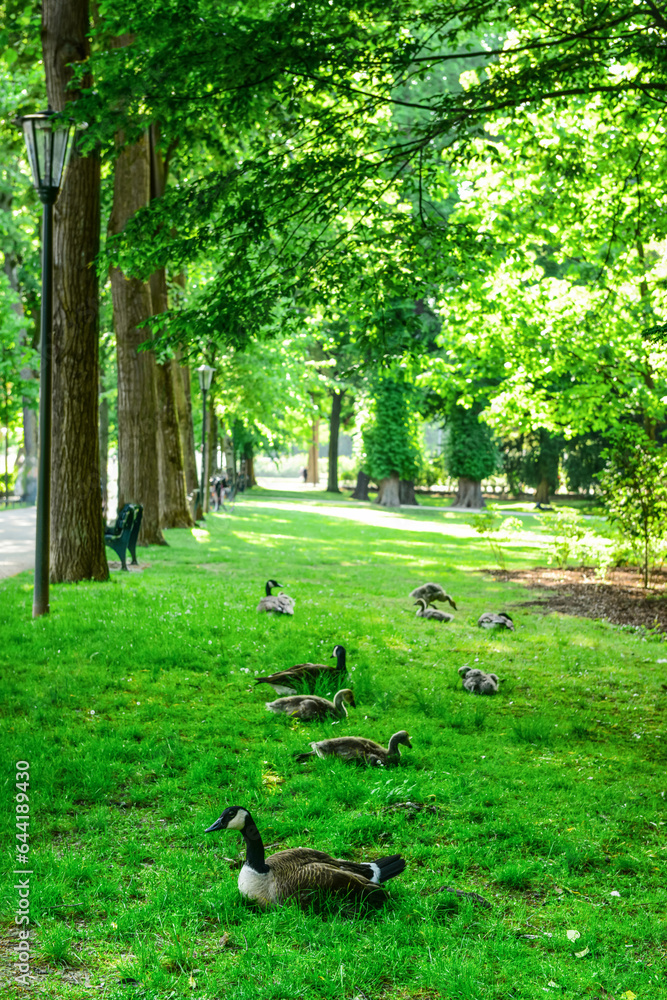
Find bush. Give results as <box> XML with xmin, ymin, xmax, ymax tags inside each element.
<box><xmin>599</xmin><ymin>426</ymin><xmax>667</xmax><ymax>587</ymax></box>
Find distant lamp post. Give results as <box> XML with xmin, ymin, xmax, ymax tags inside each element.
<box><xmin>16</xmin><ymin>109</ymin><xmax>78</xmax><ymax>618</ymax></box>
<box><xmin>197</xmin><ymin>364</ymin><xmax>215</xmax><ymax>516</ymax></box>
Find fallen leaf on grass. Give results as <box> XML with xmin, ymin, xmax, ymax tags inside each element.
<box><xmin>220</xmin><ymin>932</ymin><xmax>230</xmax><ymax>948</ymax></box>
<box><xmin>620</xmin><ymin>992</ymin><xmax>637</xmax><ymax>1000</ymax></box>
<box><xmin>188</xmin><ymin>974</ymin><xmax>196</xmax><ymax>988</ymax></box>
<box><xmin>566</xmin><ymin>929</ymin><xmax>581</xmax><ymax>942</ymax></box>
<box><xmin>547</xmin><ymin>982</ymin><xmax>559</xmax><ymax>989</ymax></box>
<box><xmin>574</xmin><ymin>946</ymin><xmax>590</xmax><ymax>958</ymax></box>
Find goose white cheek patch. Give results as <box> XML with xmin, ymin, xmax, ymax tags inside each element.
<box><xmin>226</xmin><ymin>809</ymin><xmax>249</xmax><ymax>831</ymax></box>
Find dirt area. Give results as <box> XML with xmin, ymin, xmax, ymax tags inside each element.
<box><xmin>497</xmin><ymin>567</ymin><xmax>667</xmax><ymax>637</ymax></box>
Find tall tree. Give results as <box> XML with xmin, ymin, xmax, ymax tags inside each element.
<box><xmin>43</xmin><ymin>0</ymin><xmax>108</xmax><ymax>582</ymax></box>
<box><xmin>149</xmin><ymin>126</ymin><xmax>192</xmax><ymax>529</ymax></box>
<box><xmin>108</xmin><ymin>129</ymin><xmax>165</xmax><ymax>546</ymax></box>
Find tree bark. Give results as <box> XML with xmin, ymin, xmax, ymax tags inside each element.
<box><xmin>452</xmin><ymin>477</ymin><xmax>485</xmax><ymax>508</ymax></box>
<box><xmin>148</xmin><ymin>129</ymin><xmax>192</xmax><ymax>529</ymax></box>
<box><xmin>3</xmin><ymin>253</ymin><xmax>38</xmax><ymax>504</ymax></box>
<box><xmin>377</xmin><ymin>472</ymin><xmax>401</xmax><ymax>507</ymax></box>
<box><xmin>534</xmin><ymin>476</ymin><xmax>550</xmax><ymax>505</ymax></box>
<box><xmin>351</xmin><ymin>470</ymin><xmax>370</xmax><ymax>500</ymax></box>
<box><xmin>174</xmin><ymin>360</ymin><xmax>201</xmax><ymax>518</ymax></box>
<box><xmin>307</xmin><ymin>418</ymin><xmax>319</xmax><ymax>484</ymax></box>
<box><xmin>109</xmin><ymin>131</ymin><xmax>165</xmax><ymax>546</ymax></box>
<box><xmin>327</xmin><ymin>390</ymin><xmax>344</xmax><ymax>493</ymax></box>
<box><xmin>43</xmin><ymin>0</ymin><xmax>109</xmax><ymax>581</ymax></box>
<box><xmin>99</xmin><ymin>378</ymin><xmax>109</xmax><ymax>520</ymax></box>
<box><xmin>399</xmin><ymin>479</ymin><xmax>419</xmax><ymax>505</ymax></box>
<box><xmin>244</xmin><ymin>444</ymin><xmax>257</xmax><ymax>487</ymax></box>
<box><xmin>150</xmin><ymin>272</ymin><xmax>192</xmax><ymax>529</ymax></box>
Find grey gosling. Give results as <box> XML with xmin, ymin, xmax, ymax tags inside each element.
<box><xmin>414</xmin><ymin>598</ymin><xmax>454</xmax><ymax>622</ymax></box>
<box><xmin>257</xmin><ymin>579</ymin><xmax>295</xmax><ymax>615</ymax></box>
<box><xmin>409</xmin><ymin>583</ymin><xmax>457</xmax><ymax>609</ymax></box>
<box><xmin>254</xmin><ymin>644</ymin><xmax>347</xmax><ymax>695</ymax></box>
<box><xmin>204</xmin><ymin>805</ymin><xmax>406</xmax><ymax>909</ymax></box>
<box><xmin>265</xmin><ymin>687</ymin><xmax>355</xmax><ymax>720</ymax></box>
<box><xmin>477</xmin><ymin>612</ymin><xmax>514</xmax><ymax>631</ymax></box>
<box><xmin>296</xmin><ymin>730</ymin><xmax>412</xmax><ymax>766</ymax></box>
<box><xmin>458</xmin><ymin>666</ymin><xmax>499</xmax><ymax>695</ymax></box>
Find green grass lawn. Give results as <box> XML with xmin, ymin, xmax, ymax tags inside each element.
<box><xmin>1</xmin><ymin>492</ymin><xmax>665</xmax><ymax>1000</ymax></box>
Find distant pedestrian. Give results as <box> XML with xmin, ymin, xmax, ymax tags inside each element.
<box><xmin>302</xmin><ymin>467</ymin><xmax>308</xmax><ymax>483</ymax></box>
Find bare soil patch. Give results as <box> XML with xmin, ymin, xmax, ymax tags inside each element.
<box><xmin>497</xmin><ymin>567</ymin><xmax>667</xmax><ymax>637</ymax></box>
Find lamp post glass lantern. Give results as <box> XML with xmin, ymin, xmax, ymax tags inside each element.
<box><xmin>16</xmin><ymin>108</ymin><xmax>79</xmax><ymax>617</ymax></box>
<box><xmin>197</xmin><ymin>365</ymin><xmax>215</xmax><ymax>516</ymax></box>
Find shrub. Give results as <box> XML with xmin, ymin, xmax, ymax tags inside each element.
<box><xmin>599</xmin><ymin>426</ymin><xmax>667</xmax><ymax>587</ymax></box>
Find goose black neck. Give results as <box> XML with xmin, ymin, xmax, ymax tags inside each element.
<box><xmin>334</xmin><ymin>647</ymin><xmax>346</xmax><ymax>670</ymax></box>
<box><xmin>241</xmin><ymin>816</ymin><xmax>270</xmax><ymax>873</ymax></box>
<box><xmin>265</xmin><ymin>582</ymin><xmax>273</xmax><ymax>596</ymax></box>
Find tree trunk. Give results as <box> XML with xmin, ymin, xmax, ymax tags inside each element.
<box><xmin>148</xmin><ymin>129</ymin><xmax>192</xmax><ymax>529</ymax></box>
<box><xmin>399</xmin><ymin>479</ymin><xmax>419</xmax><ymax>505</ymax></box>
<box><xmin>327</xmin><ymin>390</ymin><xmax>344</xmax><ymax>493</ymax></box>
<box><xmin>109</xmin><ymin>131</ymin><xmax>165</xmax><ymax>546</ymax></box>
<box><xmin>452</xmin><ymin>477</ymin><xmax>484</xmax><ymax>508</ymax></box>
<box><xmin>3</xmin><ymin>253</ymin><xmax>38</xmax><ymax>504</ymax></box>
<box><xmin>174</xmin><ymin>359</ymin><xmax>201</xmax><ymax>519</ymax></box>
<box><xmin>377</xmin><ymin>472</ymin><xmax>401</xmax><ymax>507</ymax></box>
<box><xmin>534</xmin><ymin>476</ymin><xmax>550</xmax><ymax>505</ymax></box>
<box><xmin>43</xmin><ymin>0</ymin><xmax>109</xmax><ymax>582</ymax></box>
<box><xmin>99</xmin><ymin>379</ymin><xmax>109</xmax><ymax>520</ymax></box>
<box><xmin>207</xmin><ymin>395</ymin><xmax>217</xmax><ymax>484</ymax></box>
<box><xmin>244</xmin><ymin>445</ymin><xmax>257</xmax><ymax>487</ymax></box>
<box><xmin>150</xmin><ymin>273</ymin><xmax>192</xmax><ymax>529</ymax></box>
<box><xmin>351</xmin><ymin>470</ymin><xmax>370</xmax><ymax>500</ymax></box>
<box><xmin>307</xmin><ymin>418</ymin><xmax>319</xmax><ymax>484</ymax></box>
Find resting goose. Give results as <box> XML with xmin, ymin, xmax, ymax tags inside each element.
<box><xmin>257</xmin><ymin>579</ymin><xmax>295</xmax><ymax>615</ymax></box>
<box><xmin>265</xmin><ymin>687</ymin><xmax>355</xmax><ymax>720</ymax></box>
<box><xmin>254</xmin><ymin>644</ymin><xmax>347</xmax><ymax>695</ymax></box>
<box><xmin>414</xmin><ymin>598</ymin><xmax>454</xmax><ymax>622</ymax></box>
<box><xmin>409</xmin><ymin>583</ymin><xmax>457</xmax><ymax>609</ymax></box>
<box><xmin>477</xmin><ymin>612</ymin><xmax>514</xmax><ymax>631</ymax></box>
<box><xmin>296</xmin><ymin>730</ymin><xmax>412</xmax><ymax>766</ymax></box>
<box><xmin>204</xmin><ymin>805</ymin><xmax>405</xmax><ymax>908</ymax></box>
<box><xmin>458</xmin><ymin>665</ymin><xmax>499</xmax><ymax>695</ymax></box>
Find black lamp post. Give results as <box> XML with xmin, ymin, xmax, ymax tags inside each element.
<box><xmin>197</xmin><ymin>364</ymin><xmax>215</xmax><ymax>516</ymax></box>
<box><xmin>16</xmin><ymin>109</ymin><xmax>77</xmax><ymax>618</ymax></box>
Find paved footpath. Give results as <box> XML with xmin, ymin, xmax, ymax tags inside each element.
<box><xmin>0</xmin><ymin>507</ymin><xmax>35</xmax><ymax>580</ymax></box>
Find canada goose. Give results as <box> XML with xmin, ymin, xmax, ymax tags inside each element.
<box><xmin>458</xmin><ymin>665</ymin><xmax>499</xmax><ymax>695</ymax></box>
<box><xmin>204</xmin><ymin>805</ymin><xmax>406</xmax><ymax>908</ymax></box>
<box><xmin>257</xmin><ymin>579</ymin><xmax>295</xmax><ymax>615</ymax></box>
<box><xmin>254</xmin><ymin>644</ymin><xmax>347</xmax><ymax>695</ymax></box>
<box><xmin>477</xmin><ymin>612</ymin><xmax>514</xmax><ymax>631</ymax></box>
<box><xmin>265</xmin><ymin>687</ymin><xmax>355</xmax><ymax>720</ymax></box>
<box><xmin>413</xmin><ymin>598</ymin><xmax>454</xmax><ymax>622</ymax></box>
<box><xmin>409</xmin><ymin>583</ymin><xmax>457</xmax><ymax>609</ymax></box>
<box><xmin>295</xmin><ymin>730</ymin><xmax>412</xmax><ymax>766</ymax></box>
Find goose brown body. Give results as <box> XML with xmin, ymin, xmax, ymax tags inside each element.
<box><xmin>477</xmin><ymin>612</ymin><xmax>514</xmax><ymax>630</ymax></box>
<box><xmin>205</xmin><ymin>806</ymin><xmax>405</xmax><ymax>908</ymax></box>
<box><xmin>296</xmin><ymin>730</ymin><xmax>412</xmax><ymax>766</ymax></box>
<box><xmin>413</xmin><ymin>598</ymin><xmax>454</xmax><ymax>622</ymax></box>
<box><xmin>255</xmin><ymin>645</ymin><xmax>347</xmax><ymax>695</ymax></box>
<box><xmin>409</xmin><ymin>583</ymin><xmax>457</xmax><ymax>609</ymax></box>
<box><xmin>458</xmin><ymin>666</ymin><xmax>499</xmax><ymax>694</ymax></box>
<box><xmin>257</xmin><ymin>579</ymin><xmax>295</xmax><ymax>615</ymax></box>
<box><xmin>265</xmin><ymin>687</ymin><xmax>355</xmax><ymax>720</ymax></box>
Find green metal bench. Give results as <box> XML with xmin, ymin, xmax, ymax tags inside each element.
<box><xmin>104</xmin><ymin>503</ymin><xmax>143</xmax><ymax>571</ymax></box>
